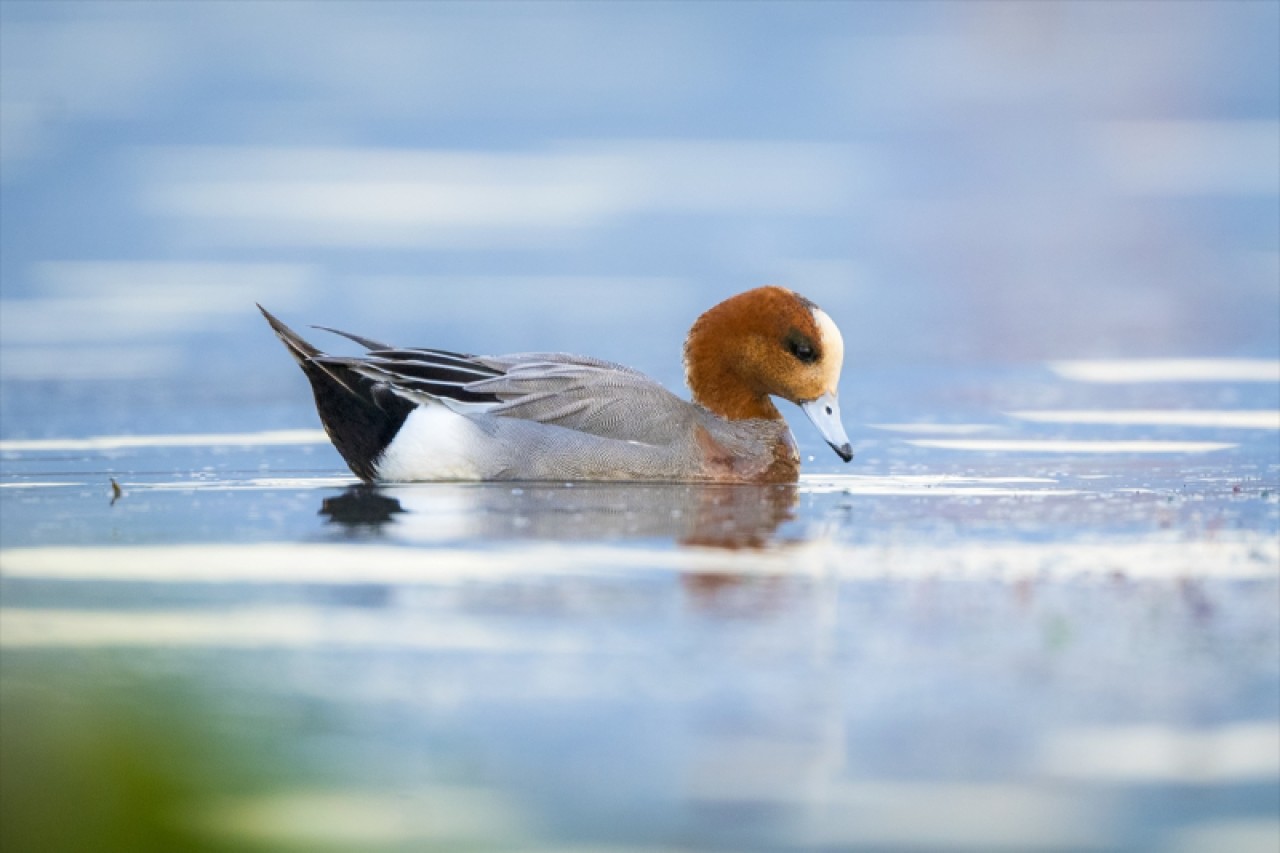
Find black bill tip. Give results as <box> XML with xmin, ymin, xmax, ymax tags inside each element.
<box><xmin>831</xmin><ymin>442</ymin><xmax>854</xmax><ymax>463</ymax></box>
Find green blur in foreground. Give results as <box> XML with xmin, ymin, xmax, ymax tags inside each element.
<box><xmin>1</xmin><ymin>656</ymin><xmax>528</xmax><ymax>853</ymax></box>
<box><xmin>1</xmin><ymin>661</ymin><xmax>243</xmax><ymax>853</ymax></box>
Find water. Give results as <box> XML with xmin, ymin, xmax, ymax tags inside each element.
<box><xmin>3</xmin><ymin>360</ymin><xmax>1277</xmax><ymax>852</ymax></box>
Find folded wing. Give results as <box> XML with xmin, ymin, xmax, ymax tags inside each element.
<box><xmin>316</xmin><ymin>346</ymin><xmax>692</xmax><ymax>446</ymax></box>
<box><xmin>472</xmin><ymin>355</ymin><xmax>693</xmax><ymax>445</ymax></box>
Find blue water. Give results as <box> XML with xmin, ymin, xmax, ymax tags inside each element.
<box><xmin>2</xmin><ymin>363</ymin><xmax>1277</xmax><ymax>852</ymax></box>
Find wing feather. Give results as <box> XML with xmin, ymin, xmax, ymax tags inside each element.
<box><xmin>469</xmin><ymin>357</ymin><xmax>692</xmax><ymax>444</ymax></box>
<box><xmin>311</xmin><ymin>333</ymin><xmax>691</xmax><ymax>445</ymax></box>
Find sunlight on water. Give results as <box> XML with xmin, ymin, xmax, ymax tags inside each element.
<box><xmin>2</xmin><ymin>534</ymin><xmax>1274</xmax><ymax>596</ymax></box>
<box><xmin>1038</xmin><ymin>724</ymin><xmax>1280</xmax><ymax>784</ymax></box>
<box><xmin>188</xmin><ymin>787</ymin><xmax>531</xmax><ymax>848</ymax></box>
<box><xmin>866</xmin><ymin>423</ymin><xmax>1000</xmax><ymax>435</ymax></box>
<box><xmin>905</xmin><ymin>439</ymin><xmax>1240</xmax><ymax>453</ymax></box>
<box><xmin>1009</xmin><ymin>410</ymin><xmax>1280</xmax><ymax>429</ymax></box>
<box><xmin>776</xmin><ymin>782</ymin><xmax>1116</xmax><ymax>850</ymax></box>
<box><xmin>0</xmin><ymin>429</ymin><xmax>329</xmax><ymax>452</ymax></box>
<box><xmin>0</xmin><ymin>605</ymin><xmax>612</xmax><ymax>652</ymax></box>
<box><xmin>1050</xmin><ymin>359</ymin><xmax>1280</xmax><ymax>383</ymax></box>
<box><xmin>803</xmin><ymin>473</ymin><xmax>1078</xmax><ymax>496</ymax></box>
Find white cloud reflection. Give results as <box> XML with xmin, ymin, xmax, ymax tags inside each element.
<box><xmin>2</xmin><ymin>261</ymin><xmax>314</xmax><ymax>340</ymax></box>
<box><xmin>0</xmin><ymin>261</ymin><xmax>315</xmax><ymax>379</ymax></box>
<box><xmin>907</xmin><ymin>439</ymin><xmax>1237</xmax><ymax>454</ymax></box>
<box><xmin>1009</xmin><ymin>410</ymin><xmax>1280</xmax><ymax>429</ymax></box>
<box><xmin>1</xmin><ymin>1</ymin><xmax>1275</xmax><ymax>364</ymax></box>
<box><xmin>1</xmin><ymin>534</ymin><xmax>1274</xmax><ymax>588</ymax></box>
<box><xmin>0</xmin><ymin>14</ymin><xmax>181</xmax><ymax>177</ymax></box>
<box><xmin>1169</xmin><ymin>820</ymin><xmax>1280</xmax><ymax>853</ymax></box>
<box><xmin>0</xmin><ymin>429</ymin><xmax>328</xmax><ymax>453</ymax></box>
<box><xmin>1051</xmin><ymin>359</ymin><xmax>1280</xmax><ymax>383</ymax></box>
<box><xmin>1093</xmin><ymin>120</ymin><xmax>1280</xmax><ymax>196</ymax></box>
<box><xmin>141</xmin><ymin>142</ymin><xmax>860</xmax><ymax>249</ymax></box>
<box><xmin>1040</xmin><ymin>723</ymin><xmax>1280</xmax><ymax>784</ymax></box>
<box><xmin>0</xmin><ymin>345</ymin><xmax>185</xmax><ymax>382</ymax></box>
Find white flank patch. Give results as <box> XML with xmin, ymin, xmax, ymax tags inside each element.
<box><xmin>374</xmin><ymin>405</ymin><xmax>483</xmax><ymax>481</ymax></box>
<box><xmin>1050</xmin><ymin>359</ymin><xmax>1280</xmax><ymax>383</ymax></box>
<box><xmin>1009</xmin><ymin>410</ymin><xmax>1280</xmax><ymax>429</ymax></box>
<box><xmin>907</xmin><ymin>439</ymin><xmax>1236</xmax><ymax>453</ymax></box>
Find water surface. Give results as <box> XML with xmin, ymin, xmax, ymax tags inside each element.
<box><xmin>3</xmin><ymin>359</ymin><xmax>1277</xmax><ymax>852</ymax></box>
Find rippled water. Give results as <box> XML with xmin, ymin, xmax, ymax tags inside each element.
<box><xmin>2</xmin><ymin>359</ymin><xmax>1277</xmax><ymax>852</ymax></box>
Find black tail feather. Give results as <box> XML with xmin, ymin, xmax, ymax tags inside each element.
<box><xmin>258</xmin><ymin>305</ymin><xmax>413</xmax><ymax>482</ymax></box>
<box><xmin>311</xmin><ymin>325</ymin><xmax>393</xmax><ymax>351</ymax></box>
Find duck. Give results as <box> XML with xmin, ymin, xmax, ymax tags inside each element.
<box><xmin>259</xmin><ymin>286</ymin><xmax>852</xmax><ymax>483</ymax></box>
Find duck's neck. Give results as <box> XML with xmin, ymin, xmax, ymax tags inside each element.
<box><xmin>694</xmin><ymin>378</ymin><xmax>781</xmax><ymax>421</ymax></box>
<box><xmin>685</xmin><ymin>352</ymin><xmax>783</xmax><ymax>422</ymax></box>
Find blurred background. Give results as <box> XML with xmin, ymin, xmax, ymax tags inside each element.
<box><xmin>1</xmin><ymin>0</ymin><xmax>1277</xmax><ymax>400</ymax></box>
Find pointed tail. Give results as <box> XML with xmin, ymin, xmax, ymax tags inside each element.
<box><xmin>258</xmin><ymin>305</ymin><xmax>412</xmax><ymax>482</ymax></box>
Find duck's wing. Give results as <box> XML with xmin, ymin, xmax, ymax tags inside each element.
<box><xmin>317</xmin><ymin>347</ymin><xmax>692</xmax><ymax>445</ymax></box>
<box><xmin>312</xmin><ymin>347</ymin><xmax>507</xmax><ymax>412</ymax></box>
<box><xmin>468</xmin><ymin>353</ymin><xmax>693</xmax><ymax>444</ymax></box>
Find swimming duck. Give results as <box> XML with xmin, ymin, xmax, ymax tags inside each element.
<box><xmin>260</xmin><ymin>286</ymin><xmax>852</xmax><ymax>483</ymax></box>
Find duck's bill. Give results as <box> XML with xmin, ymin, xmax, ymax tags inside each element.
<box><xmin>800</xmin><ymin>392</ymin><xmax>854</xmax><ymax>462</ymax></box>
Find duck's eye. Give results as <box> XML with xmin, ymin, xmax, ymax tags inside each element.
<box><xmin>786</xmin><ymin>333</ymin><xmax>819</xmax><ymax>364</ymax></box>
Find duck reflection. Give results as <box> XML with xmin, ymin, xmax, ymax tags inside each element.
<box><xmin>320</xmin><ymin>482</ymin><xmax>798</xmax><ymax>549</ymax></box>
<box><xmin>319</xmin><ymin>486</ymin><xmax>405</xmax><ymax>532</ymax></box>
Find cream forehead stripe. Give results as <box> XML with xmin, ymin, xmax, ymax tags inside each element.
<box><xmin>812</xmin><ymin>307</ymin><xmax>845</xmax><ymax>390</ymax></box>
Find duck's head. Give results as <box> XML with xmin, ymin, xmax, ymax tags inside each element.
<box><xmin>683</xmin><ymin>286</ymin><xmax>853</xmax><ymax>462</ymax></box>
